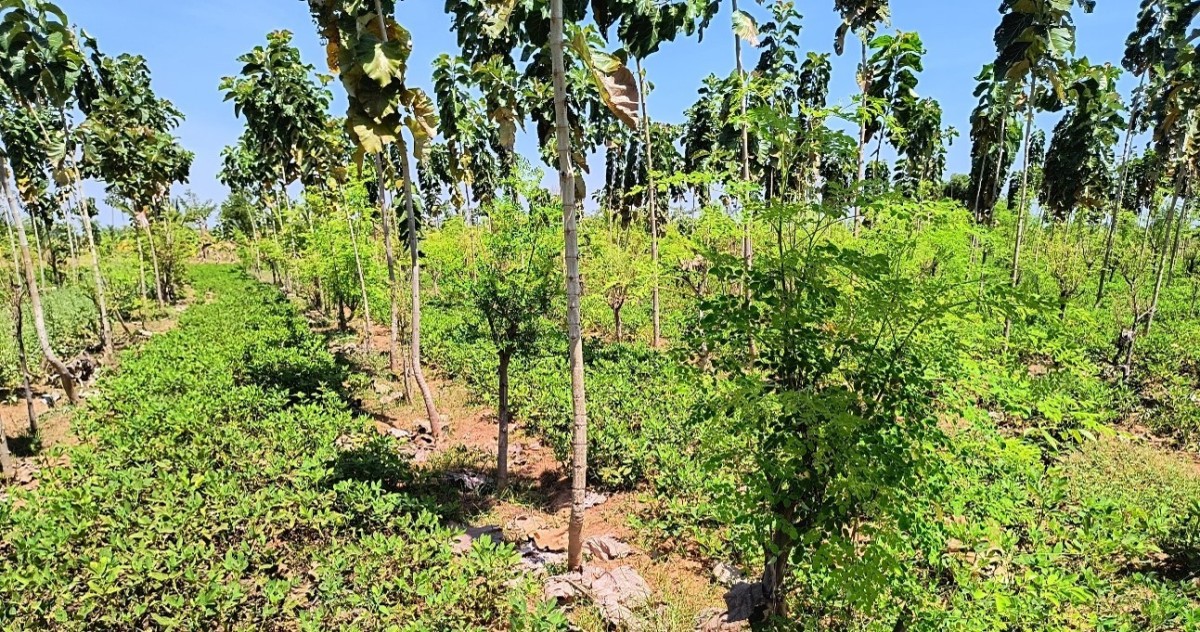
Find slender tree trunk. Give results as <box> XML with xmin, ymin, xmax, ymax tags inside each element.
<box><xmin>343</xmin><ymin>202</ymin><xmax>373</xmax><ymax>346</ymax></box>
<box><xmin>73</xmin><ymin>187</ymin><xmax>113</xmax><ymax>359</ymax></box>
<box><xmin>1147</xmin><ymin>186</ymin><xmax>1181</xmax><ymax>336</ymax></box>
<box><xmin>337</xmin><ymin>294</ymin><xmax>347</xmax><ymax>332</ymax></box>
<box><xmin>250</xmin><ymin>221</ymin><xmax>263</xmax><ymax>274</ymax></box>
<box><xmin>613</xmin><ymin>305</ymin><xmax>623</xmax><ymax>342</ymax></box>
<box><xmin>29</xmin><ymin>211</ymin><xmax>46</xmax><ymax>288</ymax></box>
<box><xmin>13</xmin><ymin>287</ymin><xmax>37</xmax><ymax>434</ymax></box>
<box><xmin>496</xmin><ymin>349</ymin><xmax>512</xmax><ymax>491</ymax></box>
<box><xmin>732</xmin><ymin>0</ymin><xmax>754</xmax><ymax>353</ymax></box>
<box><xmin>5</xmin><ymin>222</ymin><xmax>37</xmax><ymax>433</ymax></box>
<box><xmin>134</xmin><ymin>226</ymin><xmax>149</xmax><ymax>312</ymax></box>
<box><xmin>551</xmin><ymin>0</ymin><xmax>591</xmax><ymax>572</ymax></box>
<box><xmin>139</xmin><ymin>213</ymin><xmax>166</xmax><ymax>309</ymax></box>
<box><xmin>0</xmin><ymin>418</ymin><xmax>12</xmax><ymax>481</ymax></box>
<box><xmin>63</xmin><ymin>213</ymin><xmax>78</xmax><ymax>283</ymax></box>
<box><xmin>372</xmin><ymin>0</ymin><xmax>439</xmax><ymax>435</ymax></box>
<box><xmin>1167</xmin><ymin>200</ymin><xmax>1188</xmax><ymax>286</ymax></box>
<box><xmin>1097</xmin><ymin>74</ymin><xmax>1144</xmax><ymax>306</ymax></box>
<box><xmin>761</xmin><ymin>523</ymin><xmax>794</xmax><ymax>620</ymax></box>
<box><xmin>375</xmin><ymin>155</ymin><xmax>402</xmax><ymax>377</ymax></box>
<box><xmin>1004</xmin><ymin>75</ymin><xmax>1038</xmax><ymax>344</ymax></box>
<box><xmin>635</xmin><ymin>59</ymin><xmax>662</xmax><ymax>349</ymax></box>
<box><xmin>2</xmin><ymin>160</ymin><xmax>77</xmax><ymax>404</ymax></box>
<box><xmin>854</xmin><ymin>38</ymin><xmax>869</xmax><ymax>237</ymax></box>
<box><xmin>398</xmin><ymin>143</ymin><xmax>441</xmax><ymax>440</ymax></box>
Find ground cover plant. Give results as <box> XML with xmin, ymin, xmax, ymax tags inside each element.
<box><xmin>0</xmin><ymin>266</ymin><xmax>559</xmax><ymax>630</ymax></box>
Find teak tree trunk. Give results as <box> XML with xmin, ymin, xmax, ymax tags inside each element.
<box><xmin>375</xmin><ymin>155</ymin><xmax>402</xmax><ymax>377</ymax></box>
<box><xmin>636</xmin><ymin>59</ymin><xmax>662</xmax><ymax>349</ymax></box>
<box><xmin>139</xmin><ymin>213</ymin><xmax>166</xmax><ymax>309</ymax></box>
<box><xmin>398</xmin><ymin>142</ymin><xmax>442</xmax><ymax>440</ymax></box>
<box><xmin>2</xmin><ymin>159</ymin><xmax>77</xmax><ymax>404</ymax></box>
<box><xmin>1004</xmin><ymin>75</ymin><xmax>1038</xmax><ymax>346</ymax></box>
<box><xmin>343</xmin><ymin>202</ymin><xmax>373</xmax><ymax>347</ymax></box>
<box><xmin>5</xmin><ymin>221</ymin><xmax>37</xmax><ymax>433</ymax></box>
<box><xmin>71</xmin><ymin>177</ymin><xmax>114</xmax><ymax>358</ymax></box>
<box><xmin>551</xmin><ymin>0</ymin><xmax>591</xmax><ymax>572</ymax></box>
<box><xmin>1097</xmin><ymin>72</ymin><xmax>1144</xmax><ymax>306</ymax></box>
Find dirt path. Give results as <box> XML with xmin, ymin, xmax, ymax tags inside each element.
<box><xmin>325</xmin><ymin>319</ymin><xmax>728</xmax><ymax>631</ymax></box>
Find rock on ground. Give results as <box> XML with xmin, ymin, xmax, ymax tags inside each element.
<box><xmin>584</xmin><ymin>535</ymin><xmax>633</xmax><ymax>560</ymax></box>
<box><xmin>544</xmin><ymin>565</ymin><xmax>652</xmax><ymax>629</ymax></box>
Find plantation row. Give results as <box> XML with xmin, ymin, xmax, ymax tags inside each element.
<box><xmin>0</xmin><ymin>266</ymin><xmax>564</xmax><ymax>630</ymax></box>
<box><xmin>2</xmin><ymin>0</ymin><xmax>1200</xmax><ymax>627</ymax></box>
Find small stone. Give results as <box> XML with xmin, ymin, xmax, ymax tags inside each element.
<box><xmin>532</xmin><ymin>526</ymin><xmax>570</xmax><ymax>552</ymax></box>
<box><xmin>585</xmin><ymin>535</ymin><xmax>633</xmax><ymax>560</ymax></box>
<box><xmin>582</xmin><ymin>491</ymin><xmax>608</xmax><ymax>509</ymax></box>
<box><xmin>711</xmin><ymin>562</ymin><xmax>744</xmax><ymax>587</ymax></box>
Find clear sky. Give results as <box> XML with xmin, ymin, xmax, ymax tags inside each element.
<box><xmin>59</xmin><ymin>0</ymin><xmax>1142</xmax><ymax>224</ymax></box>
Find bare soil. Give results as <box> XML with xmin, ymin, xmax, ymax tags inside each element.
<box><xmin>330</xmin><ymin>317</ymin><xmax>728</xmax><ymax>631</ymax></box>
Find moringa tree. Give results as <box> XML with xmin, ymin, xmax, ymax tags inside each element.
<box><xmin>454</xmin><ymin>169</ymin><xmax>558</xmax><ymax>491</ymax></box>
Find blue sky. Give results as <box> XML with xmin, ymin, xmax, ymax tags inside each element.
<box><xmin>60</xmin><ymin>0</ymin><xmax>1141</xmax><ymax>223</ymax></box>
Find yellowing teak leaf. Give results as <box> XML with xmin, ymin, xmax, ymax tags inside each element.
<box><xmin>596</xmin><ymin>65</ymin><xmax>641</xmax><ymax>131</ymax></box>
<box><xmin>733</xmin><ymin>10</ymin><xmax>760</xmax><ymax>47</ymax></box>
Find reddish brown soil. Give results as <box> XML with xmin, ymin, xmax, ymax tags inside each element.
<box><xmin>330</xmin><ymin>317</ymin><xmax>727</xmax><ymax>630</ymax></box>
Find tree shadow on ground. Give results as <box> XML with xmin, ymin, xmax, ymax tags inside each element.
<box><xmin>6</xmin><ymin>432</ymin><xmax>41</xmax><ymax>458</ymax></box>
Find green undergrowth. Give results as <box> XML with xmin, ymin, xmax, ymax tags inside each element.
<box><xmin>420</xmin><ymin>286</ymin><xmax>1200</xmax><ymax>630</ymax></box>
<box><xmin>0</xmin><ymin>265</ymin><xmax>561</xmax><ymax>631</ymax></box>
<box><xmin>423</xmin><ymin>305</ymin><xmax>703</xmax><ymax>490</ymax></box>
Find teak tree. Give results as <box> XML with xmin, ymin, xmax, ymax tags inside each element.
<box><xmin>302</xmin><ymin>0</ymin><xmax>443</xmax><ymax>438</ymax></box>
